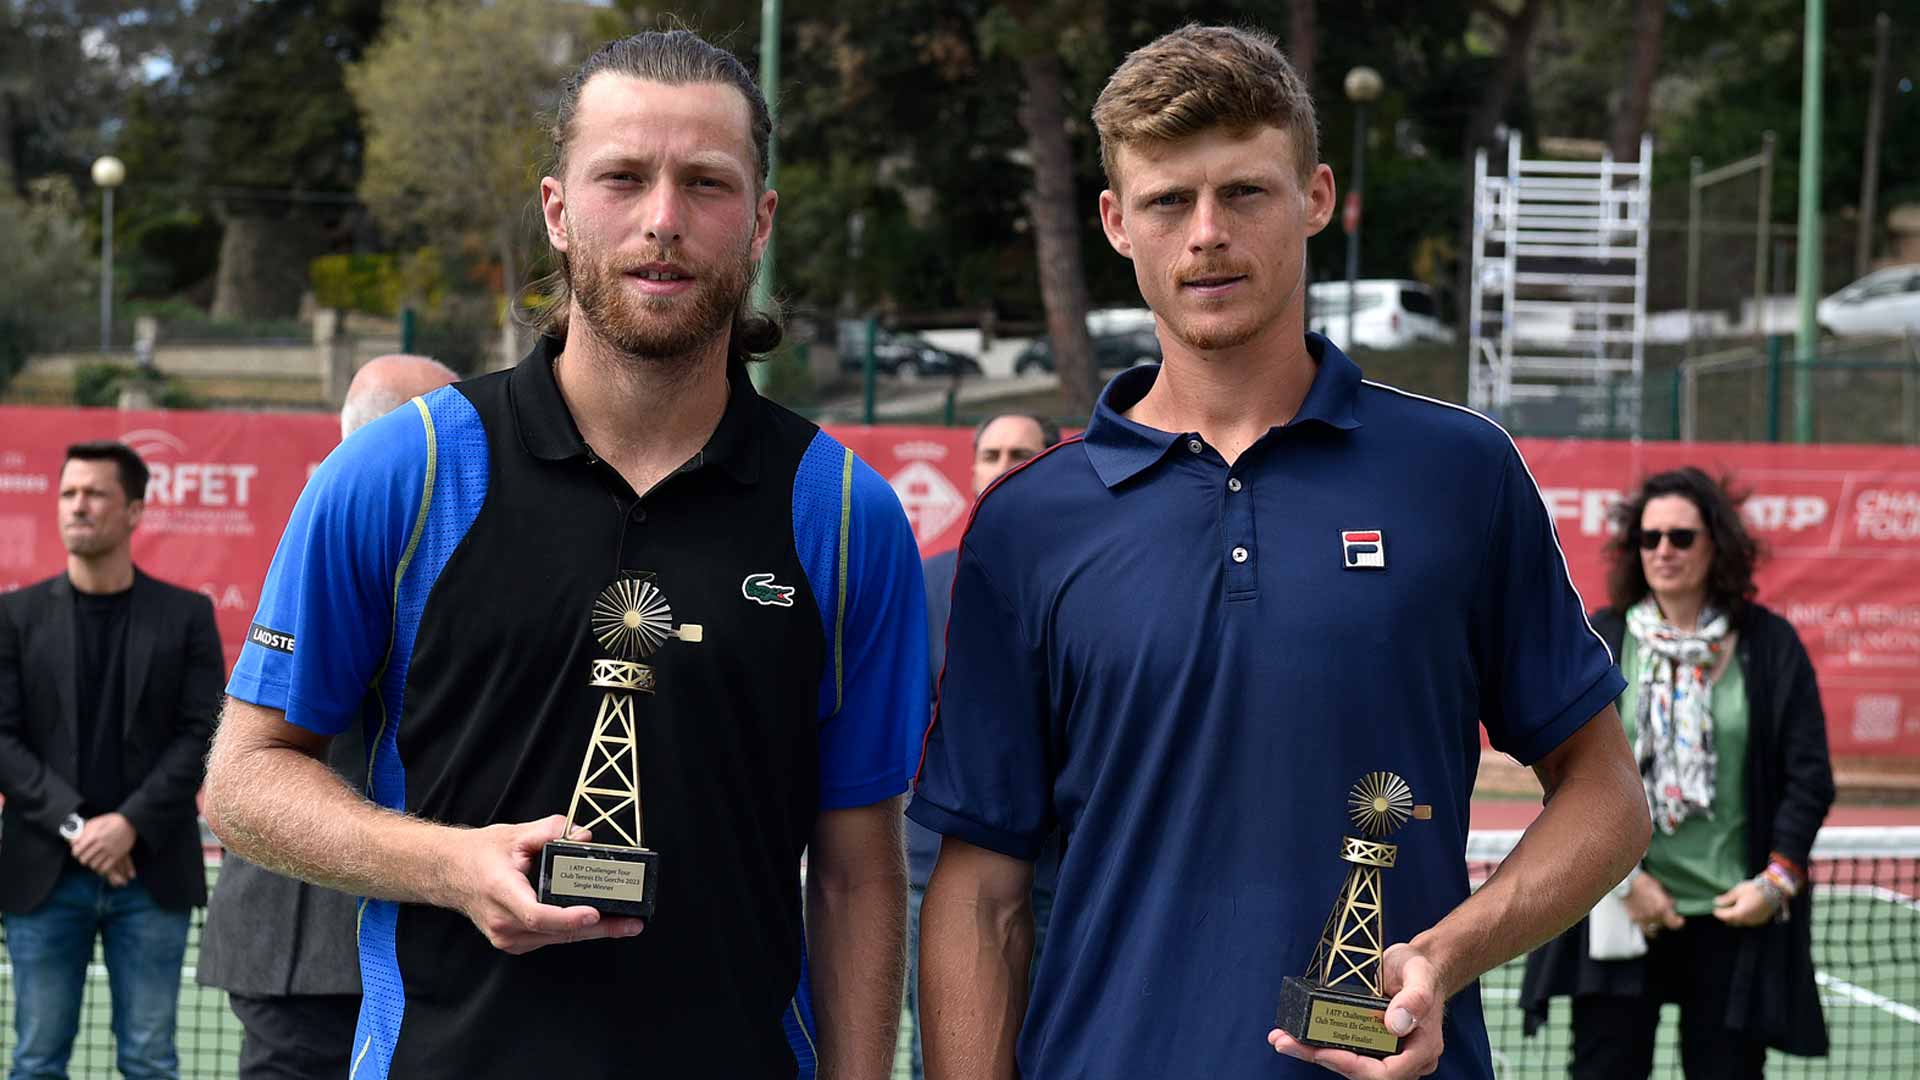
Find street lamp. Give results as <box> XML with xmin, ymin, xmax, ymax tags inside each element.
<box><xmin>92</xmin><ymin>155</ymin><xmax>126</xmax><ymax>352</ymax></box>
<box><xmin>1343</xmin><ymin>67</ymin><xmax>1383</xmax><ymax>352</ymax></box>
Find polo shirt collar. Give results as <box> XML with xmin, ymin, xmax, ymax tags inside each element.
<box><xmin>509</xmin><ymin>333</ymin><xmax>762</xmax><ymax>484</ymax></box>
<box><xmin>1082</xmin><ymin>331</ymin><xmax>1363</xmax><ymax>489</ymax></box>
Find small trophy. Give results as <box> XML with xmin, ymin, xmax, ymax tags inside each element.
<box><xmin>1276</xmin><ymin>772</ymin><xmax>1430</xmax><ymax>1058</ymax></box>
<box><xmin>537</xmin><ymin>574</ymin><xmax>702</xmax><ymax>919</ymax></box>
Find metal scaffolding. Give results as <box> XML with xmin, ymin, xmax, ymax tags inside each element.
<box><xmin>1469</xmin><ymin>133</ymin><xmax>1655</xmax><ymax>435</ymax></box>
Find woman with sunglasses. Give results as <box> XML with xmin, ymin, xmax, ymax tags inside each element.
<box><xmin>1520</xmin><ymin>466</ymin><xmax>1834</xmax><ymax>1078</ymax></box>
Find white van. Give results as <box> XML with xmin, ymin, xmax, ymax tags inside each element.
<box><xmin>1307</xmin><ymin>279</ymin><xmax>1454</xmax><ymax>350</ymax></box>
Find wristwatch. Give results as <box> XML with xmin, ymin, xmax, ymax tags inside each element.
<box><xmin>59</xmin><ymin>813</ymin><xmax>84</xmax><ymax>841</ymax></box>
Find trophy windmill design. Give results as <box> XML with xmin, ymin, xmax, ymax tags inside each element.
<box><xmin>536</xmin><ymin>574</ymin><xmax>702</xmax><ymax>919</ymax></box>
<box><xmin>1276</xmin><ymin>772</ymin><xmax>1430</xmax><ymax>1058</ymax></box>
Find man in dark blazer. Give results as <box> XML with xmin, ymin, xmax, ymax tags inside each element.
<box><xmin>196</xmin><ymin>355</ymin><xmax>456</xmax><ymax>1079</ymax></box>
<box><xmin>0</xmin><ymin>440</ymin><xmax>222</xmax><ymax>1080</ymax></box>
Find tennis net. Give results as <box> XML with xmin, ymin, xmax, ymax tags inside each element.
<box><xmin>3</xmin><ymin>827</ymin><xmax>1915</xmax><ymax>1078</ymax></box>
<box><xmin>1470</xmin><ymin>825</ymin><xmax>1920</xmax><ymax>1077</ymax></box>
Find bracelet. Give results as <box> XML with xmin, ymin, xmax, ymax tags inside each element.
<box><xmin>1750</xmin><ymin>874</ymin><xmax>1790</xmax><ymax>921</ymax></box>
<box><xmin>1761</xmin><ymin>860</ymin><xmax>1801</xmax><ymax>900</ymax></box>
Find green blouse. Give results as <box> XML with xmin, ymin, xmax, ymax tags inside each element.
<box><xmin>1618</xmin><ymin>633</ymin><xmax>1751</xmax><ymax>916</ymax></box>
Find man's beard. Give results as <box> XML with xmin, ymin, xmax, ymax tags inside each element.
<box><xmin>567</xmin><ymin>226</ymin><xmax>755</xmax><ymax>370</ymax></box>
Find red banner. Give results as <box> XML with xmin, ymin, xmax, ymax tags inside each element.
<box><xmin>6</xmin><ymin>408</ymin><xmax>1918</xmax><ymax>757</ymax></box>
<box><xmin>1511</xmin><ymin>438</ymin><xmax>1920</xmax><ymax>758</ymax></box>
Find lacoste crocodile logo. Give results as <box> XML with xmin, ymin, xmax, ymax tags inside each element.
<box><xmin>741</xmin><ymin>572</ymin><xmax>796</xmax><ymax>608</ymax></box>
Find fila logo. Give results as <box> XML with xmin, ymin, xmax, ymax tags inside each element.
<box><xmin>741</xmin><ymin>572</ymin><xmax>797</xmax><ymax>607</ymax></box>
<box><xmin>1342</xmin><ymin>530</ymin><xmax>1386</xmax><ymax>570</ymax></box>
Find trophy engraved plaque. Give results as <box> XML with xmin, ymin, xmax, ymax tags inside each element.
<box><xmin>1276</xmin><ymin>772</ymin><xmax>1431</xmax><ymax>1058</ymax></box>
<box><xmin>537</xmin><ymin>574</ymin><xmax>702</xmax><ymax>919</ymax></box>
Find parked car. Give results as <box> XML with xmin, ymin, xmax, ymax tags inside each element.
<box><xmin>840</xmin><ymin>329</ymin><xmax>983</xmax><ymax>377</ymax></box>
<box><xmin>1817</xmin><ymin>264</ymin><xmax>1920</xmax><ymax>337</ymax></box>
<box><xmin>1014</xmin><ymin>329</ymin><xmax>1162</xmax><ymax>375</ymax></box>
<box><xmin>1306</xmin><ymin>279</ymin><xmax>1453</xmax><ymax>350</ymax></box>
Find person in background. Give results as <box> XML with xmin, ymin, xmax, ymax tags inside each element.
<box><xmin>0</xmin><ymin>442</ymin><xmax>224</xmax><ymax>1080</ymax></box>
<box><xmin>906</xmin><ymin>412</ymin><xmax>1060</xmax><ymax>1080</ymax></box>
<box><xmin>335</xmin><ymin>355</ymin><xmax>460</xmax><ymax>439</ymax></box>
<box><xmin>195</xmin><ymin>355</ymin><xmax>457</xmax><ymax>1080</ymax></box>
<box><xmin>1521</xmin><ymin>467</ymin><xmax>1836</xmax><ymax>1079</ymax></box>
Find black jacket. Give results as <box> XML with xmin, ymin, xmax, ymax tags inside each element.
<box><xmin>0</xmin><ymin>570</ymin><xmax>223</xmax><ymax>913</ymax></box>
<box><xmin>1519</xmin><ymin>601</ymin><xmax>1836</xmax><ymax>1056</ymax></box>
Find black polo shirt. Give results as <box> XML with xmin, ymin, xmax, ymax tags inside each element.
<box><xmin>229</xmin><ymin>337</ymin><xmax>926</xmax><ymax>1079</ymax></box>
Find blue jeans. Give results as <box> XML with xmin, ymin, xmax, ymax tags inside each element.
<box><xmin>2</xmin><ymin>866</ymin><xmax>191</xmax><ymax>1080</ymax></box>
<box><xmin>904</xmin><ymin>883</ymin><xmax>926</xmax><ymax>1080</ymax></box>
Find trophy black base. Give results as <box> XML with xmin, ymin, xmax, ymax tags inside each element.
<box><xmin>537</xmin><ymin>840</ymin><xmax>658</xmax><ymax>919</ymax></box>
<box><xmin>1276</xmin><ymin>976</ymin><xmax>1399</xmax><ymax>1058</ymax></box>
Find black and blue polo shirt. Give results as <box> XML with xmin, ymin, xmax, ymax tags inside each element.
<box><xmin>909</xmin><ymin>334</ymin><xmax>1623</xmax><ymax>1080</ymax></box>
<box><xmin>228</xmin><ymin>337</ymin><xmax>926</xmax><ymax>1079</ymax></box>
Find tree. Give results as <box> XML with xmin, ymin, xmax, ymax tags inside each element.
<box><xmin>0</xmin><ymin>172</ymin><xmax>96</xmax><ymax>385</ymax></box>
<box><xmin>1609</xmin><ymin>0</ymin><xmax>1666</xmax><ymax>162</ymax></box>
<box><xmin>347</xmin><ymin>0</ymin><xmax>582</xmax><ymax>363</ymax></box>
<box><xmin>983</xmin><ymin>2</ymin><xmax>1103</xmax><ymax>415</ymax></box>
<box><xmin>184</xmin><ymin>0</ymin><xmax>385</xmax><ymax>320</ymax></box>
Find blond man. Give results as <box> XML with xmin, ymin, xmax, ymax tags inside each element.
<box><xmin>910</xmin><ymin>25</ymin><xmax>1649</xmax><ymax>1080</ymax></box>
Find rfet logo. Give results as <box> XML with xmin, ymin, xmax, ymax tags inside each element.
<box><xmin>120</xmin><ymin>428</ymin><xmax>260</xmax><ymax>538</ymax></box>
<box><xmin>1342</xmin><ymin>530</ymin><xmax>1386</xmax><ymax>569</ymax></box>
<box><xmin>121</xmin><ymin>429</ymin><xmax>259</xmax><ymax>508</ymax></box>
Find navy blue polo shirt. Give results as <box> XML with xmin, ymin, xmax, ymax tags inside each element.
<box><xmin>228</xmin><ymin>338</ymin><xmax>925</xmax><ymax>1079</ymax></box>
<box><xmin>909</xmin><ymin>334</ymin><xmax>1622</xmax><ymax>1080</ymax></box>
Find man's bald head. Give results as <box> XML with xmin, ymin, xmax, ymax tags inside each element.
<box><xmin>341</xmin><ymin>354</ymin><xmax>460</xmax><ymax>437</ymax></box>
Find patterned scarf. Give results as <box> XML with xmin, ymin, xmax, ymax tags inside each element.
<box><xmin>1626</xmin><ymin>596</ymin><xmax>1732</xmax><ymax>835</ymax></box>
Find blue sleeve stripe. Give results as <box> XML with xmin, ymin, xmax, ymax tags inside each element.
<box><xmin>347</xmin><ymin>897</ymin><xmax>403</xmax><ymax>1080</ymax></box>
<box><xmin>361</xmin><ymin>395</ymin><xmax>439</xmax><ymax>788</ymax></box>
<box><xmin>351</xmin><ymin>388</ymin><xmax>491</xmax><ymax>1080</ymax></box>
<box><xmin>835</xmin><ymin>447</ymin><xmax>852</xmax><ymax>714</ymax></box>
<box><xmin>793</xmin><ymin>430</ymin><xmax>848</xmax><ymax>723</ymax></box>
<box><xmin>783</xmin><ymin>933</ymin><xmax>819</xmax><ymax>1078</ymax></box>
<box><xmin>348</xmin><ymin>397</ymin><xmax>438</xmax><ymax>1080</ymax></box>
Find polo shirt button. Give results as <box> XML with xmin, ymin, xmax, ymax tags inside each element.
<box><xmin>1227</xmin><ymin>477</ymin><xmax>1243</xmax><ymax>493</ymax></box>
<box><xmin>1186</xmin><ymin>438</ymin><xmax>1203</xmax><ymax>454</ymax></box>
<box><xmin>1231</xmin><ymin>546</ymin><xmax>1249</xmax><ymax>563</ymax></box>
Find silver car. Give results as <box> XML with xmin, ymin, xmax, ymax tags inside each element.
<box><xmin>1817</xmin><ymin>264</ymin><xmax>1920</xmax><ymax>337</ymax></box>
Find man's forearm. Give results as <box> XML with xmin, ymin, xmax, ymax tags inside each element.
<box><xmin>204</xmin><ymin>711</ymin><xmax>464</xmax><ymax>908</ymax></box>
<box><xmin>920</xmin><ymin>876</ymin><xmax>1032</xmax><ymax>1080</ymax></box>
<box><xmin>1413</xmin><ymin>765</ymin><xmax>1647</xmax><ymax>998</ymax></box>
<box><xmin>806</xmin><ymin>864</ymin><xmax>906</xmax><ymax>1079</ymax></box>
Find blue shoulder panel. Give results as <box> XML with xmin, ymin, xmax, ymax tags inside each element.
<box><xmin>352</xmin><ymin>386</ymin><xmax>490</xmax><ymax>1080</ymax></box>
<box><xmin>792</xmin><ymin>429</ymin><xmax>850</xmax><ymax>721</ymax></box>
<box><xmin>229</xmin><ymin>399</ymin><xmax>431</xmax><ymax>734</ymax></box>
<box><xmin>795</xmin><ymin>432</ymin><xmax>926</xmax><ymax>809</ymax></box>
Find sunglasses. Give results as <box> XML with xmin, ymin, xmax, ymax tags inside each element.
<box><xmin>1637</xmin><ymin>528</ymin><xmax>1699</xmax><ymax>551</ymax></box>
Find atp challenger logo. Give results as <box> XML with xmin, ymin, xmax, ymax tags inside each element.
<box><xmin>741</xmin><ymin>573</ymin><xmax>796</xmax><ymax>608</ymax></box>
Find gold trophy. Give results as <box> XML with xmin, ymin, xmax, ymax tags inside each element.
<box><xmin>1275</xmin><ymin>772</ymin><xmax>1430</xmax><ymax>1057</ymax></box>
<box><xmin>536</xmin><ymin>574</ymin><xmax>702</xmax><ymax>919</ymax></box>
